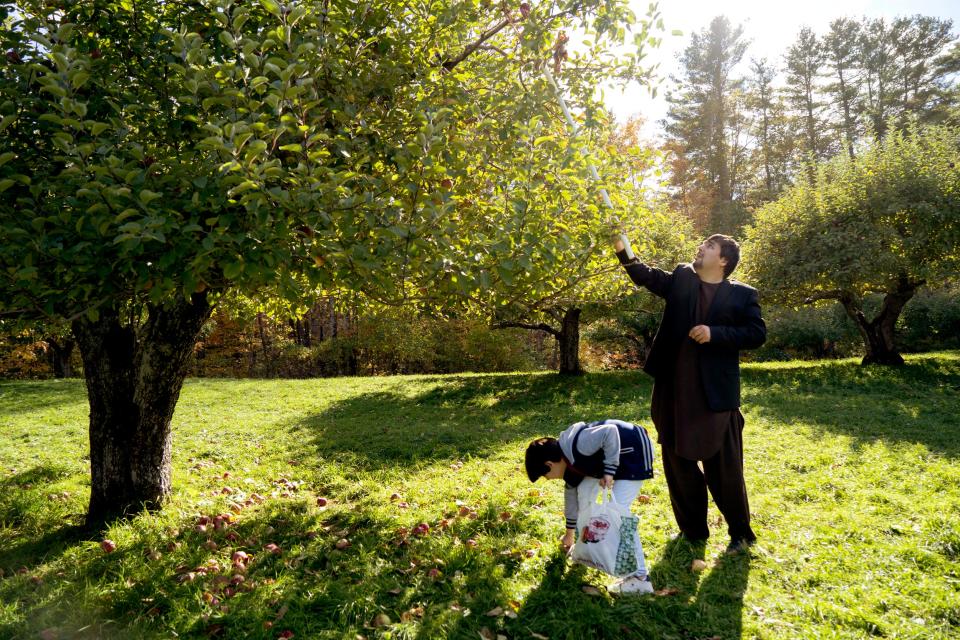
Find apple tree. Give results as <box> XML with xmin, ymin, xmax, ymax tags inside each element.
<box><xmin>0</xmin><ymin>0</ymin><xmax>654</xmax><ymax>521</ymax></box>
<box><xmin>743</xmin><ymin>125</ymin><xmax>960</xmax><ymax>365</ymax></box>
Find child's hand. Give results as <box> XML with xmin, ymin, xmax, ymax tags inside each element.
<box><xmin>599</xmin><ymin>474</ymin><xmax>614</xmax><ymax>489</ymax></box>
<box><xmin>560</xmin><ymin>529</ymin><xmax>576</xmax><ymax>551</ymax></box>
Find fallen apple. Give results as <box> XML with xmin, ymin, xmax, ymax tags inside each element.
<box><xmin>100</xmin><ymin>539</ymin><xmax>117</xmax><ymax>553</ymax></box>
<box><xmin>335</xmin><ymin>538</ymin><xmax>351</xmax><ymax>550</ymax></box>
<box><xmin>316</xmin><ymin>497</ymin><xmax>328</xmax><ymax>507</ymax></box>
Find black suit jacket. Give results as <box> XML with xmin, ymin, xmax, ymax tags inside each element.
<box><xmin>617</xmin><ymin>251</ymin><xmax>766</xmax><ymax>411</ymax></box>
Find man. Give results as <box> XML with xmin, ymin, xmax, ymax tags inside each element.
<box><xmin>614</xmin><ymin>234</ymin><xmax>766</xmax><ymax>553</ymax></box>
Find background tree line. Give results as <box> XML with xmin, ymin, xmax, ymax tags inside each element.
<box><xmin>663</xmin><ymin>14</ymin><xmax>960</xmax><ymax>235</ymax></box>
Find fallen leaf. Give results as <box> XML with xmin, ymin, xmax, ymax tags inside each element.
<box><xmin>485</xmin><ymin>606</ymin><xmax>504</xmax><ymax>617</ymax></box>
<box><xmin>655</xmin><ymin>587</ymin><xmax>680</xmax><ymax>596</ymax></box>
<box><xmin>582</xmin><ymin>586</ymin><xmax>602</xmax><ymax>596</ymax></box>
<box><xmin>691</xmin><ymin>559</ymin><xmax>708</xmax><ymax>572</ymax></box>
<box><xmin>531</xmin><ymin>633</ymin><xmax>549</xmax><ymax>640</ymax></box>
<box><xmin>478</xmin><ymin>627</ymin><xmax>495</xmax><ymax>640</ymax></box>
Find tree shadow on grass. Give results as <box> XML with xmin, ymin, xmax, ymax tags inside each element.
<box><xmin>741</xmin><ymin>355</ymin><xmax>960</xmax><ymax>457</ymax></box>
<box><xmin>0</xmin><ymin>487</ymin><xmax>554</xmax><ymax>640</ymax></box>
<box><xmin>505</xmin><ymin>537</ymin><xmax>751</xmax><ymax>640</ymax></box>
<box><xmin>295</xmin><ymin>354</ymin><xmax>960</xmax><ymax>474</ymax></box>
<box><xmin>0</xmin><ymin>379</ymin><xmax>88</xmax><ymax>414</ymax></box>
<box><xmin>0</xmin><ymin>465</ymin><xmax>93</xmax><ymax>573</ymax></box>
<box><xmin>294</xmin><ymin>371</ymin><xmax>655</xmax><ymax>472</ymax></box>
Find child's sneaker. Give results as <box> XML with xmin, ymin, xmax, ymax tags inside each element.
<box><xmin>608</xmin><ymin>575</ymin><xmax>654</xmax><ymax>595</ymax></box>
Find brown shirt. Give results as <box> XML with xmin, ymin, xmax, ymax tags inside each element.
<box><xmin>651</xmin><ymin>280</ymin><xmax>737</xmax><ymax>460</ymax></box>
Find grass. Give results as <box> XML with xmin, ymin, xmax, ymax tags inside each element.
<box><xmin>0</xmin><ymin>352</ymin><xmax>959</xmax><ymax>639</ymax></box>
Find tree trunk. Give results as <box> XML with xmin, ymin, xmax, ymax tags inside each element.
<box><xmin>557</xmin><ymin>307</ymin><xmax>583</xmax><ymax>375</ymax></box>
<box><xmin>45</xmin><ymin>336</ymin><xmax>76</xmax><ymax>378</ymax></box>
<box><xmin>288</xmin><ymin>318</ymin><xmax>311</xmax><ymax>347</ymax></box>
<box><xmin>839</xmin><ymin>279</ymin><xmax>922</xmax><ymax>366</ymax></box>
<box><xmin>72</xmin><ymin>293</ymin><xmax>212</xmax><ymax>524</ymax></box>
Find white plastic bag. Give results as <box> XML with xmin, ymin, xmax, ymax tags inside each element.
<box><xmin>569</xmin><ymin>486</ymin><xmax>626</xmax><ymax>575</ymax></box>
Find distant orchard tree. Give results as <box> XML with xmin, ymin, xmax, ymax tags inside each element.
<box><xmin>744</xmin><ymin>126</ymin><xmax>960</xmax><ymax>365</ymax></box>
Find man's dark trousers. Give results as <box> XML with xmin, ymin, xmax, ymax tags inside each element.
<box><xmin>659</xmin><ymin>411</ymin><xmax>754</xmax><ymax>541</ymax></box>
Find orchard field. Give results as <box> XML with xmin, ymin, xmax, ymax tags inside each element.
<box><xmin>2</xmin><ymin>352</ymin><xmax>959</xmax><ymax>639</ymax></box>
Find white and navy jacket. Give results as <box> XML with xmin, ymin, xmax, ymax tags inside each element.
<box><xmin>559</xmin><ymin>419</ymin><xmax>655</xmax><ymax>530</ymax></box>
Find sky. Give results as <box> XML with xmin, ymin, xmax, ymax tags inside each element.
<box><xmin>605</xmin><ymin>0</ymin><xmax>960</xmax><ymax>136</ymax></box>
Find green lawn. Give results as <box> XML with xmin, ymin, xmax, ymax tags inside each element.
<box><xmin>1</xmin><ymin>353</ymin><xmax>959</xmax><ymax>639</ymax></box>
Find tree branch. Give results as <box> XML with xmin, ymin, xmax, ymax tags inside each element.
<box><xmin>441</xmin><ymin>19</ymin><xmax>512</xmax><ymax>71</ymax></box>
<box><xmin>491</xmin><ymin>320</ymin><xmax>560</xmax><ymax>337</ymax></box>
<box><xmin>803</xmin><ymin>289</ymin><xmax>844</xmax><ymax>304</ymax></box>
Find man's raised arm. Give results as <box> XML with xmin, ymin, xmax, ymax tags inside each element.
<box><xmin>614</xmin><ymin>235</ymin><xmax>674</xmax><ymax>299</ymax></box>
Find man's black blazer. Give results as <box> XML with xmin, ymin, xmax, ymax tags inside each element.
<box><xmin>618</xmin><ymin>252</ymin><xmax>766</xmax><ymax>411</ymax></box>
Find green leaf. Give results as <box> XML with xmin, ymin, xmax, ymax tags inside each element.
<box><xmin>0</xmin><ymin>152</ymin><xmax>15</xmax><ymax>167</ymax></box>
<box><xmin>89</xmin><ymin>122</ymin><xmax>110</xmax><ymax>136</ymax></box>
<box><xmin>0</xmin><ymin>179</ymin><xmax>14</xmax><ymax>193</ymax></box>
<box><xmin>71</xmin><ymin>71</ymin><xmax>90</xmax><ymax>89</ymax></box>
<box><xmin>259</xmin><ymin>0</ymin><xmax>282</xmax><ymax>17</ymax></box>
<box><xmin>139</xmin><ymin>190</ymin><xmax>162</xmax><ymax>205</ymax></box>
<box><xmin>222</xmin><ymin>261</ymin><xmax>244</xmax><ymax>279</ymax></box>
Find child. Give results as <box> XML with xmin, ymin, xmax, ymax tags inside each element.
<box><xmin>525</xmin><ymin>418</ymin><xmax>655</xmax><ymax>594</ymax></box>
